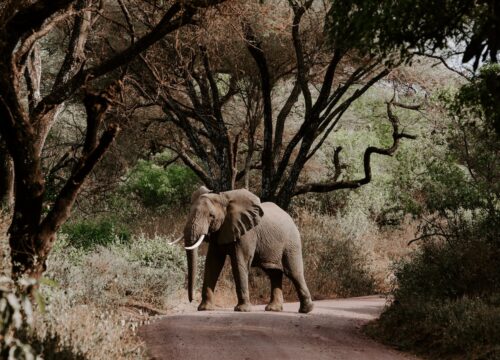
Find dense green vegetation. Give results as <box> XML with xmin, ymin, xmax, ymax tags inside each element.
<box><xmin>125</xmin><ymin>155</ymin><xmax>199</xmax><ymax>209</ymax></box>
<box><xmin>368</xmin><ymin>65</ymin><xmax>500</xmax><ymax>359</ymax></box>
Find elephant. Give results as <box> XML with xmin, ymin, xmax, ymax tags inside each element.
<box><xmin>174</xmin><ymin>186</ymin><xmax>314</xmax><ymax>313</ymax></box>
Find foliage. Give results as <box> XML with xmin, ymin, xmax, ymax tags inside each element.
<box><xmin>326</xmin><ymin>0</ymin><xmax>499</xmax><ymax>68</ymax></box>
<box><xmin>22</xmin><ymin>233</ymin><xmax>189</xmax><ymax>359</ymax></box>
<box><xmin>367</xmin><ymin>295</ymin><xmax>500</xmax><ymax>359</ymax></box>
<box><xmin>0</xmin><ymin>277</ymin><xmax>40</xmax><ymax>359</ymax></box>
<box><xmin>20</xmin><ymin>331</ymin><xmax>87</xmax><ymax>360</ymax></box>
<box><xmin>125</xmin><ymin>156</ymin><xmax>199</xmax><ymax>209</ymax></box>
<box><xmin>61</xmin><ymin>218</ymin><xmax>131</xmax><ymax>250</ymax></box>
<box><xmin>386</xmin><ymin>68</ymin><xmax>500</xmax><ymax>218</ymax></box>
<box><xmin>396</xmin><ymin>215</ymin><xmax>499</xmax><ymax>302</ymax></box>
<box><xmin>372</xmin><ymin>183</ymin><xmax>500</xmax><ymax>358</ymax></box>
<box><xmin>452</xmin><ymin>64</ymin><xmax>500</xmax><ymax>133</ymax></box>
<box><xmin>372</xmin><ymin>64</ymin><xmax>500</xmax><ymax>358</ymax></box>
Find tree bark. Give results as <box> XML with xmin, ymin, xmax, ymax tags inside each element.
<box><xmin>0</xmin><ymin>140</ymin><xmax>14</xmax><ymax>211</ymax></box>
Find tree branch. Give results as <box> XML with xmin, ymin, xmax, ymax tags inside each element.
<box><xmin>33</xmin><ymin>1</ymin><xmax>225</xmax><ymax>119</ymax></box>
<box><xmin>167</xmin><ymin>145</ymin><xmax>215</xmax><ymax>189</ymax></box>
<box><xmin>289</xmin><ymin>0</ymin><xmax>313</xmax><ymax>113</ymax></box>
<box><xmin>273</xmin><ymin>81</ymin><xmax>301</xmax><ymax>160</ymax></box>
<box><xmin>36</xmin><ymin>100</ymin><xmax>120</xmax><ymax>271</ymax></box>
<box><xmin>5</xmin><ymin>0</ymin><xmax>76</xmax><ymax>50</ymax></box>
<box><xmin>244</xmin><ymin>22</ymin><xmax>274</xmax><ymax>191</ymax></box>
<box><xmin>293</xmin><ymin>102</ymin><xmax>416</xmax><ymax>196</ymax></box>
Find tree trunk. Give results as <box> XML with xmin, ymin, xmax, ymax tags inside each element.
<box><xmin>8</xmin><ymin>150</ymin><xmax>45</xmax><ymax>278</ymax></box>
<box><xmin>0</xmin><ymin>140</ymin><xmax>14</xmax><ymax>211</ymax></box>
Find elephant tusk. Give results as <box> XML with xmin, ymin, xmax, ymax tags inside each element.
<box><xmin>185</xmin><ymin>234</ymin><xmax>205</xmax><ymax>250</ymax></box>
<box><xmin>168</xmin><ymin>236</ymin><xmax>183</xmax><ymax>245</ymax></box>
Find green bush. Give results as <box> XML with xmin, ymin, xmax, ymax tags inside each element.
<box><xmin>369</xmin><ymin>213</ymin><xmax>500</xmax><ymax>358</ymax></box>
<box><xmin>371</xmin><ymin>68</ymin><xmax>500</xmax><ymax>359</ymax></box>
<box><xmin>61</xmin><ymin>218</ymin><xmax>131</xmax><ymax>250</ymax></box>
<box><xmin>125</xmin><ymin>157</ymin><xmax>199</xmax><ymax>209</ymax></box>
<box><xmin>315</xmin><ymin>238</ymin><xmax>375</xmax><ymax>297</ymax></box>
<box><xmin>29</xmin><ymin>234</ymin><xmax>188</xmax><ymax>359</ymax></box>
<box><xmin>368</xmin><ymin>296</ymin><xmax>500</xmax><ymax>359</ymax></box>
<box><xmin>394</xmin><ymin>220</ymin><xmax>500</xmax><ymax>301</ymax></box>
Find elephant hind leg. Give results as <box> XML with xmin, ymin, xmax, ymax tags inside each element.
<box><xmin>283</xmin><ymin>256</ymin><xmax>314</xmax><ymax>313</ymax></box>
<box><xmin>287</xmin><ymin>271</ymin><xmax>314</xmax><ymax>313</ymax></box>
<box><xmin>264</xmin><ymin>269</ymin><xmax>283</xmax><ymax>312</ymax></box>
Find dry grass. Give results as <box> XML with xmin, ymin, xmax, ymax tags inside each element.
<box><xmin>363</xmin><ymin>217</ymin><xmax>417</xmax><ymax>292</ymax></box>
<box><xmin>31</xmin><ymin>298</ymin><xmax>147</xmax><ymax>359</ymax></box>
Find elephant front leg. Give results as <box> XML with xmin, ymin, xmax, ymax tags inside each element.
<box><xmin>198</xmin><ymin>243</ymin><xmax>225</xmax><ymax>311</ymax></box>
<box><xmin>230</xmin><ymin>246</ymin><xmax>252</xmax><ymax>312</ymax></box>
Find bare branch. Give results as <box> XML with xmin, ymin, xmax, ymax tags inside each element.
<box><xmin>273</xmin><ymin>81</ymin><xmax>301</xmax><ymax>160</ymax></box>
<box><xmin>407</xmin><ymin>232</ymin><xmax>450</xmax><ymax>246</ymax></box>
<box><xmin>24</xmin><ymin>45</ymin><xmax>42</xmax><ymax>114</ymax></box>
<box><xmin>414</xmin><ymin>52</ymin><xmax>473</xmax><ymax>80</ymax></box>
<box><xmin>289</xmin><ymin>0</ymin><xmax>313</xmax><ymax>113</ymax></box>
<box><xmin>4</xmin><ymin>0</ymin><xmax>76</xmax><ymax>50</ymax></box>
<box><xmin>167</xmin><ymin>145</ymin><xmax>215</xmax><ymax>189</ymax></box>
<box><xmin>13</xmin><ymin>8</ymin><xmax>79</xmax><ymax>70</ymax></box>
<box><xmin>244</xmin><ymin>22</ymin><xmax>274</xmax><ymax>190</ymax></box>
<box><xmin>293</xmin><ymin>101</ymin><xmax>416</xmax><ymax>196</ymax></box>
<box><xmin>33</xmin><ymin>1</ymin><xmax>225</xmax><ymax>118</ymax></box>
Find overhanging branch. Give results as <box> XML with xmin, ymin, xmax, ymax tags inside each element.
<box><xmin>293</xmin><ymin>102</ymin><xmax>416</xmax><ymax>196</ymax></box>
<box><xmin>37</xmin><ymin>88</ymin><xmax>120</xmax><ymax>262</ymax></box>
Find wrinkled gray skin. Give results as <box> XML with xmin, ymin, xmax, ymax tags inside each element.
<box><xmin>183</xmin><ymin>186</ymin><xmax>314</xmax><ymax>313</ymax></box>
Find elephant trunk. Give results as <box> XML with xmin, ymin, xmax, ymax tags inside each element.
<box><xmin>186</xmin><ymin>247</ymin><xmax>197</xmax><ymax>303</ymax></box>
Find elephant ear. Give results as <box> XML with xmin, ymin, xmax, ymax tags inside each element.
<box><xmin>191</xmin><ymin>186</ymin><xmax>212</xmax><ymax>203</ymax></box>
<box><xmin>218</xmin><ymin>189</ymin><xmax>264</xmax><ymax>244</ymax></box>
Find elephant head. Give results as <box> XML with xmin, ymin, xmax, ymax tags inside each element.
<box><xmin>180</xmin><ymin>186</ymin><xmax>264</xmax><ymax>302</ymax></box>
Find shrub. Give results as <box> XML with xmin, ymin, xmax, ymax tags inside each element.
<box><xmin>394</xmin><ymin>219</ymin><xmax>500</xmax><ymax>302</ymax></box>
<box><xmin>299</xmin><ymin>212</ymin><xmax>376</xmax><ymax>298</ymax></box>
<box><xmin>61</xmin><ymin>218</ymin><xmax>131</xmax><ymax>250</ymax></box>
<box><xmin>30</xmin><ymin>290</ymin><xmax>145</xmax><ymax>360</ymax></box>
<box><xmin>125</xmin><ymin>157</ymin><xmax>199</xmax><ymax>209</ymax></box>
<box><xmin>45</xmin><ymin>234</ymin><xmax>187</xmax><ymax>309</ymax></box>
<box><xmin>0</xmin><ymin>278</ymin><xmax>39</xmax><ymax>359</ymax></box>
<box><xmin>369</xmin><ymin>210</ymin><xmax>500</xmax><ymax>358</ymax></box>
<box><xmin>28</xmin><ymin>234</ymin><xmax>190</xmax><ymax>359</ymax></box>
<box><xmin>371</xmin><ymin>72</ymin><xmax>500</xmax><ymax>358</ymax></box>
<box><xmin>368</xmin><ymin>296</ymin><xmax>500</xmax><ymax>359</ymax></box>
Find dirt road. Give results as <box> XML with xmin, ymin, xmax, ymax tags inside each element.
<box><xmin>139</xmin><ymin>296</ymin><xmax>417</xmax><ymax>360</ymax></box>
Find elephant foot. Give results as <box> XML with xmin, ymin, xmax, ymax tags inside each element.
<box><xmin>198</xmin><ymin>301</ymin><xmax>216</xmax><ymax>311</ymax></box>
<box><xmin>234</xmin><ymin>303</ymin><xmax>252</xmax><ymax>312</ymax></box>
<box><xmin>265</xmin><ymin>302</ymin><xmax>283</xmax><ymax>312</ymax></box>
<box><xmin>299</xmin><ymin>299</ymin><xmax>314</xmax><ymax>314</ymax></box>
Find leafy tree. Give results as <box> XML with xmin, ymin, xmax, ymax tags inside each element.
<box><xmin>372</xmin><ymin>63</ymin><xmax>500</xmax><ymax>360</ymax></box>
<box><xmin>0</xmin><ymin>0</ymin><xmax>224</xmax><ymax>278</ymax></box>
<box><xmin>125</xmin><ymin>157</ymin><xmax>199</xmax><ymax>208</ymax></box>
<box><xmin>326</xmin><ymin>0</ymin><xmax>499</xmax><ymax>68</ymax></box>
